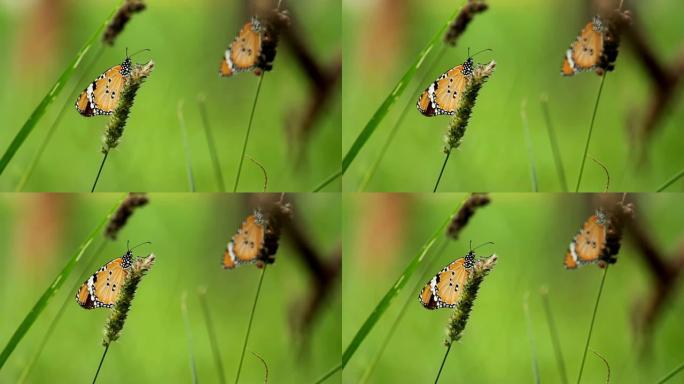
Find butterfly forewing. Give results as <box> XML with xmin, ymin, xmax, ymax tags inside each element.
<box><xmin>230</xmin><ymin>20</ymin><xmax>262</xmax><ymax>70</ymax></box>
<box><xmin>419</xmin><ymin>256</ymin><xmax>474</xmax><ymax>310</ymax></box>
<box><xmin>76</xmin><ymin>59</ymin><xmax>131</xmax><ymax>116</ymax></box>
<box><xmin>223</xmin><ymin>212</ymin><xmax>266</xmax><ymax>269</ymax></box>
<box><xmin>564</xmin><ymin>213</ymin><xmax>608</xmax><ymax>269</ymax></box>
<box><xmin>432</xmin><ymin>66</ymin><xmax>469</xmax><ymax>115</ymax></box>
<box><xmin>561</xmin><ymin>18</ymin><xmax>604</xmax><ymax>76</ymax></box>
<box><xmin>76</xmin><ymin>253</ymin><xmax>132</xmax><ymax>309</ymax></box>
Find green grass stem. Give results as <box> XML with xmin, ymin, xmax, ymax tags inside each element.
<box><xmin>656</xmin><ymin>168</ymin><xmax>684</xmax><ymax>192</ymax></box>
<box><xmin>521</xmin><ymin>99</ymin><xmax>538</xmax><ymax>192</ymax></box>
<box><xmin>433</xmin><ymin>151</ymin><xmax>451</xmax><ymax>193</ymax></box>
<box><xmin>177</xmin><ymin>100</ymin><xmax>196</xmax><ymax>192</ymax></box>
<box><xmin>198</xmin><ymin>95</ymin><xmax>226</xmax><ymax>192</ymax></box>
<box><xmin>181</xmin><ymin>292</ymin><xmax>199</xmax><ymax>384</ymax></box>
<box><xmin>524</xmin><ymin>293</ymin><xmax>541</xmax><ymax>384</ymax></box>
<box><xmin>434</xmin><ymin>343</ymin><xmax>452</xmax><ymax>383</ymax></box>
<box><xmin>92</xmin><ymin>344</ymin><xmax>109</xmax><ymax>384</ymax></box>
<box><xmin>575</xmin><ymin>73</ymin><xmax>607</xmax><ymax>192</ymax></box>
<box><xmin>235</xmin><ymin>267</ymin><xmax>267</xmax><ymax>383</ymax></box>
<box><xmin>656</xmin><ymin>361</ymin><xmax>684</xmax><ymax>384</ymax></box>
<box><xmin>576</xmin><ymin>267</ymin><xmax>609</xmax><ymax>384</ymax></box>
<box><xmin>198</xmin><ymin>288</ymin><xmax>226</xmax><ymax>384</ymax></box>
<box><xmin>233</xmin><ymin>73</ymin><xmax>265</xmax><ymax>192</ymax></box>
<box><xmin>312</xmin><ymin>168</ymin><xmax>342</xmax><ymax>192</ymax></box>
<box><xmin>540</xmin><ymin>95</ymin><xmax>568</xmax><ymax>192</ymax></box>
<box><xmin>90</xmin><ymin>152</ymin><xmax>109</xmax><ymax>193</ymax></box>
<box><xmin>540</xmin><ymin>288</ymin><xmax>569</xmax><ymax>384</ymax></box>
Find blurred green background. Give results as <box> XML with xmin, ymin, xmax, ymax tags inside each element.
<box><xmin>342</xmin><ymin>0</ymin><xmax>684</xmax><ymax>192</ymax></box>
<box><xmin>0</xmin><ymin>0</ymin><xmax>341</xmax><ymax>192</ymax></box>
<box><xmin>342</xmin><ymin>193</ymin><xmax>684</xmax><ymax>383</ymax></box>
<box><xmin>0</xmin><ymin>193</ymin><xmax>341</xmax><ymax>383</ymax></box>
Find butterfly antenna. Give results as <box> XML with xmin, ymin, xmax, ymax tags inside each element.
<box><xmin>127</xmin><ymin>48</ymin><xmax>151</xmax><ymax>59</ymax></box>
<box><xmin>129</xmin><ymin>241</ymin><xmax>152</xmax><ymax>252</ymax></box>
<box><xmin>469</xmin><ymin>48</ymin><xmax>493</xmax><ymax>59</ymax></box>
<box><xmin>471</xmin><ymin>241</ymin><xmax>495</xmax><ymax>252</ymax></box>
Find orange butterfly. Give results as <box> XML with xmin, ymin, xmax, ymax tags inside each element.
<box><xmin>219</xmin><ymin>17</ymin><xmax>263</xmax><ymax>77</ymax></box>
<box><xmin>561</xmin><ymin>16</ymin><xmax>605</xmax><ymax>76</ymax></box>
<box><xmin>417</xmin><ymin>57</ymin><xmax>474</xmax><ymax>117</ymax></box>
<box><xmin>223</xmin><ymin>210</ymin><xmax>267</xmax><ymax>269</ymax></box>
<box><xmin>75</xmin><ymin>242</ymin><xmax>148</xmax><ymax>309</ymax></box>
<box><xmin>564</xmin><ymin>210</ymin><xmax>608</xmax><ymax>269</ymax></box>
<box><xmin>419</xmin><ymin>242</ymin><xmax>492</xmax><ymax>309</ymax></box>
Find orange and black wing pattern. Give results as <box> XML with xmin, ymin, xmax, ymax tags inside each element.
<box><xmin>223</xmin><ymin>211</ymin><xmax>266</xmax><ymax>269</ymax></box>
<box><xmin>419</xmin><ymin>253</ymin><xmax>475</xmax><ymax>309</ymax></box>
<box><xmin>564</xmin><ymin>211</ymin><xmax>608</xmax><ymax>269</ymax></box>
<box><xmin>76</xmin><ymin>58</ymin><xmax>132</xmax><ymax>116</ymax></box>
<box><xmin>561</xmin><ymin>17</ymin><xmax>604</xmax><ymax>76</ymax></box>
<box><xmin>220</xmin><ymin>18</ymin><xmax>262</xmax><ymax>77</ymax></box>
<box><xmin>76</xmin><ymin>253</ymin><xmax>132</xmax><ymax>309</ymax></box>
<box><xmin>417</xmin><ymin>58</ymin><xmax>473</xmax><ymax>116</ymax></box>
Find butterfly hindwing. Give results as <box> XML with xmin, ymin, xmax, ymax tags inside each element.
<box><xmin>223</xmin><ymin>211</ymin><xmax>267</xmax><ymax>269</ymax></box>
<box><xmin>76</xmin><ymin>58</ymin><xmax>132</xmax><ymax>116</ymax></box>
<box><xmin>76</xmin><ymin>252</ymin><xmax>132</xmax><ymax>309</ymax></box>
<box><xmin>417</xmin><ymin>58</ymin><xmax>473</xmax><ymax>116</ymax></box>
<box><xmin>419</xmin><ymin>252</ymin><xmax>475</xmax><ymax>310</ymax></box>
<box><xmin>564</xmin><ymin>211</ymin><xmax>608</xmax><ymax>269</ymax></box>
<box><xmin>220</xmin><ymin>18</ymin><xmax>262</xmax><ymax>77</ymax></box>
<box><xmin>561</xmin><ymin>17</ymin><xmax>604</xmax><ymax>76</ymax></box>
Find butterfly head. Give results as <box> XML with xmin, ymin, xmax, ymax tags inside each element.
<box><xmin>463</xmin><ymin>48</ymin><xmax>493</xmax><ymax>76</ymax></box>
<box><xmin>253</xmin><ymin>208</ymin><xmax>267</xmax><ymax>226</ymax></box>
<box><xmin>123</xmin><ymin>240</ymin><xmax>152</xmax><ymax>267</ymax></box>
<box><xmin>250</xmin><ymin>16</ymin><xmax>262</xmax><ymax>32</ymax></box>
<box><xmin>591</xmin><ymin>15</ymin><xmax>604</xmax><ymax>33</ymax></box>
<box><xmin>595</xmin><ymin>209</ymin><xmax>608</xmax><ymax>225</ymax></box>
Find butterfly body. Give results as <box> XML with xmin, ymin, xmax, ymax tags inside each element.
<box><xmin>220</xmin><ymin>18</ymin><xmax>263</xmax><ymax>77</ymax></box>
<box><xmin>75</xmin><ymin>58</ymin><xmax>132</xmax><ymax>117</ymax></box>
<box><xmin>419</xmin><ymin>251</ymin><xmax>476</xmax><ymax>309</ymax></box>
<box><xmin>76</xmin><ymin>251</ymin><xmax>133</xmax><ymax>309</ymax></box>
<box><xmin>564</xmin><ymin>210</ymin><xmax>608</xmax><ymax>269</ymax></box>
<box><xmin>417</xmin><ymin>57</ymin><xmax>474</xmax><ymax>117</ymax></box>
<box><xmin>223</xmin><ymin>210</ymin><xmax>267</xmax><ymax>269</ymax></box>
<box><xmin>561</xmin><ymin>16</ymin><xmax>605</xmax><ymax>76</ymax></box>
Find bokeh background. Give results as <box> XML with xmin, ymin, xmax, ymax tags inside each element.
<box><xmin>343</xmin><ymin>193</ymin><xmax>684</xmax><ymax>383</ymax></box>
<box><xmin>0</xmin><ymin>0</ymin><xmax>341</xmax><ymax>192</ymax></box>
<box><xmin>342</xmin><ymin>0</ymin><xmax>684</xmax><ymax>192</ymax></box>
<box><xmin>0</xmin><ymin>193</ymin><xmax>341</xmax><ymax>383</ymax></box>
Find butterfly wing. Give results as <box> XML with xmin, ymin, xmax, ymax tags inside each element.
<box><xmin>418</xmin><ymin>65</ymin><xmax>469</xmax><ymax>117</ymax></box>
<box><xmin>561</xmin><ymin>19</ymin><xmax>604</xmax><ymax>76</ymax></box>
<box><xmin>416</xmin><ymin>86</ymin><xmax>436</xmax><ymax>116</ymax></box>
<box><xmin>230</xmin><ymin>20</ymin><xmax>262</xmax><ymax>71</ymax></box>
<box><xmin>223</xmin><ymin>214</ymin><xmax>266</xmax><ymax>269</ymax></box>
<box><xmin>76</xmin><ymin>257</ymin><xmax>129</xmax><ymax>309</ymax></box>
<box><xmin>419</xmin><ymin>258</ymin><xmax>470</xmax><ymax>309</ymax></box>
<box><xmin>564</xmin><ymin>214</ymin><xmax>607</xmax><ymax>269</ymax></box>
<box><xmin>219</xmin><ymin>50</ymin><xmax>235</xmax><ymax>77</ymax></box>
<box><xmin>76</xmin><ymin>64</ymin><xmax>128</xmax><ymax>116</ymax></box>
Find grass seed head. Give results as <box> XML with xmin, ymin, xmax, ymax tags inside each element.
<box><xmin>444</xmin><ymin>0</ymin><xmax>489</xmax><ymax>46</ymax></box>
<box><xmin>105</xmin><ymin>193</ymin><xmax>149</xmax><ymax>240</ymax></box>
<box><xmin>103</xmin><ymin>0</ymin><xmax>147</xmax><ymax>46</ymax></box>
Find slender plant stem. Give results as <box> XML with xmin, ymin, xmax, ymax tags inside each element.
<box><xmin>198</xmin><ymin>289</ymin><xmax>226</xmax><ymax>384</ymax></box>
<box><xmin>312</xmin><ymin>168</ymin><xmax>342</xmax><ymax>192</ymax></box>
<box><xmin>433</xmin><ymin>151</ymin><xmax>451</xmax><ymax>192</ymax></box>
<box><xmin>181</xmin><ymin>293</ymin><xmax>199</xmax><ymax>384</ymax></box>
<box><xmin>657</xmin><ymin>361</ymin><xmax>684</xmax><ymax>384</ymax></box>
<box><xmin>235</xmin><ymin>267</ymin><xmax>267</xmax><ymax>383</ymax></box>
<box><xmin>92</xmin><ymin>344</ymin><xmax>110</xmax><ymax>384</ymax></box>
<box><xmin>313</xmin><ymin>363</ymin><xmax>342</xmax><ymax>384</ymax></box>
<box><xmin>358</xmin><ymin>47</ymin><xmax>448</xmax><ymax>191</ymax></box>
<box><xmin>434</xmin><ymin>343</ymin><xmax>452</xmax><ymax>383</ymax></box>
<box><xmin>360</xmin><ymin>241</ymin><xmax>448</xmax><ymax>384</ymax></box>
<box><xmin>577</xmin><ymin>267</ymin><xmax>609</xmax><ymax>384</ymax></box>
<box><xmin>521</xmin><ymin>100</ymin><xmax>538</xmax><ymax>192</ymax></box>
<box><xmin>177</xmin><ymin>100</ymin><xmax>196</xmax><ymax>192</ymax></box>
<box><xmin>18</xmin><ymin>241</ymin><xmax>107</xmax><ymax>384</ymax></box>
<box><xmin>524</xmin><ymin>293</ymin><xmax>541</xmax><ymax>384</ymax></box>
<box><xmin>91</xmin><ymin>151</ymin><xmax>109</xmax><ymax>193</ymax></box>
<box><xmin>541</xmin><ymin>288</ymin><xmax>569</xmax><ymax>384</ymax></box>
<box><xmin>233</xmin><ymin>73</ymin><xmax>265</xmax><ymax>192</ymax></box>
<box><xmin>540</xmin><ymin>96</ymin><xmax>568</xmax><ymax>191</ymax></box>
<box><xmin>575</xmin><ymin>73</ymin><xmax>607</xmax><ymax>192</ymax></box>
<box><xmin>657</xmin><ymin>168</ymin><xmax>684</xmax><ymax>192</ymax></box>
<box><xmin>16</xmin><ymin>46</ymin><xmax>106</xmax><ymax>192</ymax></box>
<box><xmin>198</xmin><ymin>95</ymin><xmax>226</xmax><ymax>192</ymax></box>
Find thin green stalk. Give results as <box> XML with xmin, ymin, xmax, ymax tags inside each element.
<box><xmin>233</xmin><ymin>73</ymin><xmax>265</xmax><ymax>192</ymax></box>
<box><xmin>358</xmin><ymin>47</ymin><xmax>448</xmax><ymax>191</ymax></box>
<box><xmin>434</xmin><ymin>343</ymin><xmax>452</xmax><ymax>383</ymax></box>
<box><xmin>0</xmin><ymin>6</ymin><xmax>118</xmax><ymax>176</ymax></box>
<box><xmin>15</xmin><ymin>46</ymin><xmax>106</xmax><ymax>191</ymax></box>
<box><xmin>341</xmin><ymin>4</ymin><xmax>464</xmax><ymax>175</ymax></box>
<box><xmin>235</xmin><ymin>267</ymin><xmax>267</xmax><ymax>383</ymax></box>
<box><xmin>577</xmin><ymin>267</ymin><xmax>609</xmax><ymax>384</ymax></box>
<box><xmin>90</xmin><ymin>152</ymin><xmax>109</xmax><ymax>193</ymax></box>
<box><xmin>657</xmin><ymin>168</ymin><xmax>684</xmax><ymax>192</ymax></box>
<box><xmin>521</xmin><ymin>100</ymin><xmax>538</xmax><ymax>192</ymax></box>
<box><xmin>433</xmin><ymin>151</ymin><xmax>451</xmax><ymax>192</ymax></box>
<box><xmin>656</xmin><ymin>361</ymin><xmax>684</xmax><ymax>384</ymax></box>
<box><xmin>541</xmin><ymin>288</ymin><xmax>569</xmax><ymax>384</ymax></box>
<box><xmin>198</xmin><ymin>95</ymin><xmax>226</xmax><ymax>192</ymax></box>
<box><xmin>341</xmin><ymin>199</ymin><xmax>466</xmax><ymax>368</ymax></box>
<box><xmin>0</xmin><ymin>198</ymin><xmax>121</xmax><ymax>369</ymax></box>
<box><xmin>524</xmin><ymin>293</ymin><xmax>541</xmax><ymax>384</ymax></box>
<box><xmin>177</xmin><ymin>100</ymin><xmax>196</xmax><ymax>192</ymax></box>
<box><xmin>575</xmin><ymin>73</ymin><xmax>607</xmax><ymax>192</ymax></box>
<box><xmin>312</xmin><ymin>168</ymin><xmax>342</xmax><ymax>192</ymax></box>
<box><xmin>198</xmin><ymin>288</ymin><xmax>226</xmax><ymax>384</ymax></box>
<box><xmin>181</xmin><ymin>292</ymin><xmax>199</xmax><ymax>384</ymax></box>
<box><xmin>313</xmin><ymin>363</ymin><xmax>341</xmax><ymax>384</ymax></box>
<box><xmin>360</xmin><ymin>241</ymin><xmax>448</xmax><ymax>384</ymax></box>
<box><xmin>18</xmin><ymin>240</ymin><xmax>108</xmax><ymax>384</ymax></box>
<box><xmin>540</xmin><ymin>95</ymin><xmax>568</xmax><ymax>192</ymax></box>
<box><xmin>92</xmin><ymin>344</ymin><xmax>109</xmax><ymax>384</ymax></box>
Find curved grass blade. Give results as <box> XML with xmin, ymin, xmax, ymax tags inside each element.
<box><xmin>340</xmin><ymin>197</ymin><xmax>466</xmax><ymax>368</ymax></box>
<box><xmin>0</xmin><ymin>196</ymin><xmax>122</xmax><ymax>370</ymax></box>
<box><xmin>341</xmin><ymin>5</ymin><xmax>463</xmax><ymax>174</ymax></box>
<box><xmin>312</xmin><ymin>168</ymin><xmax>342</xmax><ymax>192</ymax></box>
<box><xmin>657</xmin><ymin>168</ymin><xmax>684</xmax><ymax>192</ymax></box>
<box><xmin>0</xmin><ymin>6</ymin><xmax>118</xmax><ymax>176</ymax></box>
